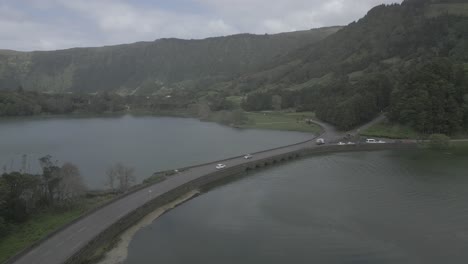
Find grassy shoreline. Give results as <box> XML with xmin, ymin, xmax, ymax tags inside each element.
<box><xmin>239</xmin><ymin>112</ymin><xmax>321</xmax><ymax>134</ymax></box>
<box><xmin>2</xmin><ymin>111</ymin><xmax>465</xmax><ymax>263</ymax></box>
<box><xmin>0</xmin><ymin>195</ymin><xmax>115</xmax><ymax>263</ymax></box>
<box><xmin>0</xmin><ymin>110</ymin><xmax>320</xmax><ymax>263</ymax></box>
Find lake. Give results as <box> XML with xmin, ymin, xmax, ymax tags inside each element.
<box><xmin>125</xmin><ymin>149</ymin><xmax>468</xmax><ymax>264</ymax></box>
<box><xmin>0</xmin><ymin>115</ymin><xmax>312</xmax><ymax>188</ymax></box>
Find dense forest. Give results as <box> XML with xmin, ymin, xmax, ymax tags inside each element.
<box><xmin>0</xmin><ymin>27</ymin><xmax>339</xmax><ymax>94</ymax></box>
<box><xmin>1</xmin><ymin>0</ymin><xmax>468</xmax><ymax>135</ymax></box>
<box><xmin>239</xmin><ymin>0</ymin><xmax>468</xmax><ymax>134</ymax></box>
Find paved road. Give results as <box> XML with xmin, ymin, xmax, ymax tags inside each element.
<box><xmin>8</xmin><ymin>118</ymin><xmax>378</xmax><ymax>264</ymax></box>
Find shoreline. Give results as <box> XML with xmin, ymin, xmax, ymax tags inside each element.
<box><xmin>96</xmin><ymin>190</ymin><xmax>200</xmax><ymax>264</ymax></box>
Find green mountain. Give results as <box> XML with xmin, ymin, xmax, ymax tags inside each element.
<box><xmin>2</xmin><ymin>0</ymin><xmax>468</xmax><ymax>135</ymax></box>
<box><xmin>238</xmin><ymin>0</ymin><xmax>468</xmax><ymax>134</ymax></box>
<box><xmin>0</xmin><ymin>27</ymin><xmax>340</xmax><ymax>94</ymax></box>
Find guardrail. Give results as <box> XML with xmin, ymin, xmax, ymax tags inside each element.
<box><xmin>5</xmin><ymin>126</ymin><xmax>325</xmax><ymax>264</ymax></box>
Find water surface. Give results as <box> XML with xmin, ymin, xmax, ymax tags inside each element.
<box><xmin>126</xmin><ymin>150</ymin><xmax>468</xmax><ymax>264</ymax></box>
<box><xmin>0</xmin><ymin>115</ymin><xmax>312</xmax><ymax>188</ymax></box>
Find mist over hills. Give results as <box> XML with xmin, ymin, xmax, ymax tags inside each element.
<box><xmin>0</xmin><ymin>27</ymin><xmax>340</xmax><ymax>94</ymax></box>
<box><xmin>1</xmin><ymin>0</ymin><xmax>468</xmax><ymax>134</ymax></box>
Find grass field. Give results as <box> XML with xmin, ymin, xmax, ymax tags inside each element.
<box><xmin>0</xmin><ymin>195</ymin><xmax>115</xmax><ymax>263</ymax></box>
<box><xmin>240</xmin><ymin>112</ymin><xmax>322</xmax><ymax>134</ymax></box>
<box><xmin>360</xmin><ymin>120</ymin><xmax>421</xmax><ymax>139</ymax></box>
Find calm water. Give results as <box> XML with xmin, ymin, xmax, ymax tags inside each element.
<box><xmin>0</xmin><ymin>115</ymin><xmax>312</xmax><ymax>188</ymax></box>
<box><xmin>126</xmin><ymin>150</ymin><xmax>468</xmax><ymax>264</ymax></box>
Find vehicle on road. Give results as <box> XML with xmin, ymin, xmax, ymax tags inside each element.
<box><xmin>216</xmin><ymin>164</ymin><xmax>226</xmax><ymax>169</ymax></box>
<box><xmin>316</xmin><ymin>138</ymin><xmax>325</xmax><ymax>145</ymax></box>
<box><xmin>244</xmin><ymin>154</ymin><xmax>253</xmax><ymax>159</ymax></box>
<box><xmin>347</xmin><ymin>142</ymin><xmax>356</xmax><ymax>145</ymax></box>
<box><xmin>338</xmin><ymin>142</ymin><xmax>346</xmax><ymax>145</ymax></box>
<box><xmin>377</xmin><ymin>140</ymin><xmax>386</xmax><ymax>144</ymax></box>
<box><xmin>366</xmin><ymin>139</ymin><xmax>377</xmax><ymax>143</ymax></box>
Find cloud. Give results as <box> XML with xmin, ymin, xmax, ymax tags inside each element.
<box><xmin>0</xmin><ymin>0</ymin><xmax>403</xmax><ymax>51</ymax></box>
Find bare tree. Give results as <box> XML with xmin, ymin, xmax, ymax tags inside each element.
<box><xmin>106</xmin><ymin>166</ymin><xmax>116</xmax><ymax>191</ymax></box>
<box><xmin>106</xmin><ymin>163</ymin><xmax>135</xmax><ymax>192</ymax></box>
<box><xmin>39</xmin><ymin>155</ymin><xmax>61</xmax><ymax>204</ymax></box>
<box><xmin>58</xmin><ymin>163</ymin><xmax>86</xmax><ymax>201</ymax></box>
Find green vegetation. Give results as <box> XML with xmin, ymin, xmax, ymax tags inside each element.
<box><xmin>0</xmin><ymin>195</ymin><xmax>114</xmax><ymax>263</ymax></box>
<box><xmin>240</xmin><ymin>112</ymin><xmax>321</xmax><ymax>133</ymax></box>
<box><xmin>0</xmin><ymin>154</ymin><xmax>119</xmax><ymax>262</ymax></box>
<box><xmin>2</xmin><ymin>0</ymin><xmax>468</xmax><ymax>136</ymax></box>
<box><xmin>450</xmin><ymin>141</ymin><xmax>468</xmax><ymax>155</ymax></box>
<box><xmin>425</xmin><ymin>3</ymin><xmax>468</xmax><ymax>17</ymax></box>
<box><xmin>361</xmin><ymin>120</ymin><xmax>422</xmax><ymax>139</ymax></box>
<box><xmin>429</xmin><ymin>134</ymin><xmax>451</xmax><ymax>150</ymax></box>
<box><xmin>0</xmin><ymin>27</ymin><xmax>340</xmax><ymax>94</ymax></box>
<box><xmin>239</xmin><ymin>0</ymin><xmax>468</xmax><ymax>135</ymax></box>
<box><xmin>0</xmin><ymin>156</ymin><xmax>137</xmax><ymax>263</ymax></box>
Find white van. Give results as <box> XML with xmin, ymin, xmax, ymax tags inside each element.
<box><xmin>366</xmin><ymin>139</ymin><xmax>377</xmax><ymax>144</ymax></box>
<box><xmin>316</xmin><ymin>138</ymin><xmax>325</xmax><ymax>145</ymax></box>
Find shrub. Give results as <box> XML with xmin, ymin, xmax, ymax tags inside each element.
<box><xmin>429</xmin><ymin>134</ymin><xmax>450</xmax><ymax>150</ymax></box>
<box><xmin>0</xmin><ymin>217</ymin><xmax>8</xmax><ymax>237</ymax></box>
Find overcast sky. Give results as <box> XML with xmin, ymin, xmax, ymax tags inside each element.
<box><xmin>1</xmin><ymin>0</ymin><xmax>403</xmax><ymax>51</ymax></box>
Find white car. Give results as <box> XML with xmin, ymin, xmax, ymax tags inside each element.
<box><xmin>366</xmin><ymin>139</ymin><xmax>377</xmax><ymax>144</ymax></box>
<box><xmin>338</xmin><ymin>142</ymin><xmax>346</xmax><ymax>145</ymax></box>
<box><xmin>216</xmin><ymin>164</ymin><xmax>226</xmax><ymax>169</ymax></box>
<box><xmin>244</xmin><ymin>154</ymin><xmax>253</xmax><ymax>159</ymax></box>
<box><xmin>316</xmin><ymin>138</ymin><xmax>325</xmax><ymax>145</ymax></box>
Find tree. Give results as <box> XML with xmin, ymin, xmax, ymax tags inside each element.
<box><xmin>39</xmin><ymin>155</ymin><xmax>61</xmax><ymax>204</ymax></box>
<box><xmin>57</xmin><ymin>163</ymin><xmax>86</xmax><ymax>201</ymax></box>
<box><xmin>230</xmin><ymin>109</ymin><xmax>247</xmax><ymax>126</ymax></box>
<box><xmin>106</xmin><ymin>163</ymin><xmax>135</xmax><ymax>192</ymax></box>
<box><xmin>106</xmin><ymin>167</ymin><xmax>116</xmax><ymax>191</ymax></box>
<box><xmin>195</xmin><ymin>102</ymin><xmax>212</xmax><ymax>120</ymax></box>
<box><xmin>0</xmin><ymin>216</ymin><xmax>7</xmax><ymax>237</ymax></box>
<box><xmin>272</xmin><ymin>95</ymin><xmax>282</xmax><ymax>111</ymax></box>
<box><xmin>429</xmin><ymin>134</ymin><xmax>450</xmax><ymax>150</ymax></box>
<box><xmin>0</xmin><ymin>172</ymin><xmax>41</xmax><ymax>222</ymax></box>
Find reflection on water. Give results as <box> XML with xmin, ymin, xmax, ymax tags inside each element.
<box><xmin>126</xmin><ymin>150</ymin><xmax>468</xmax><ymax>264</ymax></box>
<box><xmin>0</xmin><ymin>115</ymin><xmax>311</xmax><ymax>188</ymax></box>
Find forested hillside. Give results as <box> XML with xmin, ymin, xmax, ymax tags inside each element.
<box><xmin>2</xmin><ymin>0</ymin><xmax>468</xmax><ymax>135</ymax></box>
<box><xmin>239</xmin><ymin>0</ymin><xmax>468</xmax><ymax>134</ymax></box>
<box><xmin>0</xmin><ymin>27</ymin><xmax>340</xmax><ymax>94</ymax></box>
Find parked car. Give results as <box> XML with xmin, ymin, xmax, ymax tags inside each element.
<box><xmin>338</xmin><ymin>142</ymin><xmax>346</xmax><ymax>145</ymax></box>
<box><xmin>366</xmin><ymin>139</ymin><xmax>377</xmax><ymax>144</ymax></box>
<box><xmin>216</xmin><ymin>164</ymin><xmax>226</xmax><ymax>169</ymax></box>
<box><xmin>244</xmin><ymin>154</ymin><xmax>253</xmax><ymax>159</ymax></box>
<box><xmin>316</xmin><ymin>138</ymin><xmax>325</xmax><ymax>145</ymax></box>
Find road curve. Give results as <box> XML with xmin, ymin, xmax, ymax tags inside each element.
<box><xmin>7</xmin><ymin>119</ymin><xmax>378</xmax><ymax>264</ymax></box>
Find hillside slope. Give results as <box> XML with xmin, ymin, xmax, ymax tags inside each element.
<box><xmin>239</xmin><ymin>0</ymin><xmax>468</xmax><ymax>134</ymax></box>
<box><xmin>0</xmin><ymin>27</ymin><xmax>340</xmax><ymax>94</ymax></box>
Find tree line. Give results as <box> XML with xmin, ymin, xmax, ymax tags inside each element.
<box><xmin>0</xmin><ymin>156</ymin><xmax>86</xmax><ymax>236</ymax></box>
<box><xmin>0</xmin><ymin>155</ymin><xmax>137</xmax><ymax>238</ymax></box>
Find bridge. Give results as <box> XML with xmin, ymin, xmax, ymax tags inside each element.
<box><xmin>7</xmin><ymin>119</ymin><xmax>416</xmax><ymax>264</ymax></box>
